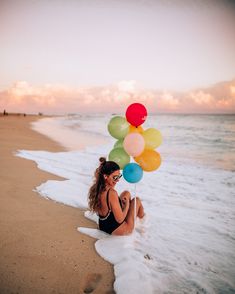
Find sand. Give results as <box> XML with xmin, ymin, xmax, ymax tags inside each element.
<box><xmin>0</xmin><ymin>114</ymin><xmax>114</xmax><ymax>294</ymax></box>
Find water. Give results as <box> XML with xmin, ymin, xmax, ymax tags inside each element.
<box><xmin>17</xmin><ymin>114</ymin><xmax>235</xmax><ymax>293</ymax></box>
<box><xmin>31</xmin><ymin>114</ymin><xmax>235</xmax><ymax>171</ymax></box>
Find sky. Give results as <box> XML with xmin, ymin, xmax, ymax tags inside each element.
<box><xmin>0</xmin><ymin>0</ymin><xmax>235</xmax><ymax>114</ymax></box>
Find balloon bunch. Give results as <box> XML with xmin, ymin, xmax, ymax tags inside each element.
<box><xmin>108</xmin><ymin>103</ymin><xmax>162</xmax><ymax>183</ymax></box>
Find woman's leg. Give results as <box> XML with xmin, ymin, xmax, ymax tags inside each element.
<box><xmin>112</xmin><ymin>197</ymin><xmax>144</xmax><ymax>235</ymax></box>
<box><xmin>126</xmin><ymin>197</ymin><xmax>145</xmax><ymax>225</ymax></box>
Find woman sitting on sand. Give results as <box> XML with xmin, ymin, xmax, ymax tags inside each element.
<box><xmin>88</xmin><ymin>157</ymin><xmax>144</xmax><ymax>235</ymax></box>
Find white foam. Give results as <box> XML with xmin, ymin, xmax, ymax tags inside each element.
<box><xmin>17</xmin><ymin>146</ymin><xmax>235</xmax><ymax>293</ymax></box>
<box><xmin>16</xmin><ymin>115</ymin><xmax>235</xmax><ymax>293</ymax></box>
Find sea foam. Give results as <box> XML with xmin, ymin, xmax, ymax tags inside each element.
<box><xmin>17</xmin><ymin>114</ymin><xmax>235</xmax><ymax>293</ymax></box>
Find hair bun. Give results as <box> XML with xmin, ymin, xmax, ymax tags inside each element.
<box><xmin>99</xmin><ymin>157</ymin><xmax>106</xmax><ymax>165</ymax></box>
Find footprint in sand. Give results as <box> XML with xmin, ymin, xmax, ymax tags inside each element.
<box><xmin>83</xmin><ymin>273</ymin><xmax>102</xmax><ymax>293</ymax></box>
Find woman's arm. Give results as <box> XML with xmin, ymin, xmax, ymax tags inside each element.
<box><xmin>109</xmin><ymin>189</ymin><xmax>130</xmax><ymax>223</ymax></box>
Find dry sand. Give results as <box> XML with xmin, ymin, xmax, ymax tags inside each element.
<box><xmin>0</xmin><ymin>114</ymin><xmax>114</xmax><ymax>294</ymax></box>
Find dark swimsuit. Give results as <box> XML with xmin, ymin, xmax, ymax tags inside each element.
<box><xmin>99</xmin><ymin>189</ymin><xmax>124</xmax><ymax>235</ymax></box>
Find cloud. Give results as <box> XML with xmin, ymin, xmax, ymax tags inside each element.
<box><xmin>230</xmin><ymin>86</ymin><xmax>235</xmax><ymax>95</ymax></box>
<box><xmin>117</xmin><ymin>80</ymin><xmax>136</xmax><ymax>93</ymax></box>
<box><xmin>189</xmin><ymin>91</ymin><xmax>213</xmax><ymax>105</ymax></box>
<box><xmin>0</xmin><ymin>79</ymin><xmax>235</xmax><ymax>114</ymax></box>
<box><xmin>159</xmin><ymin>92</ymin><xmax>180</xmax><ymax>110</ymax></box>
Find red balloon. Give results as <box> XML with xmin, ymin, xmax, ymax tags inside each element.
<box><xmin>126</xmin><ymin>103</ymin><xmax>147</xmax><ymax>127</ymax></box>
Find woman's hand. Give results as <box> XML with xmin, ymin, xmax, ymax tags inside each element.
<box><xmin>120</xmin><ymin>191</ymin><xmax>131</xmax><ymax>208</ymax></box>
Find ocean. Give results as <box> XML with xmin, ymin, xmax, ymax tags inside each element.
<box><xmin>17</xmin><ymin>114</ymin><xmax>235</xmax><ymax>293</ymax></box>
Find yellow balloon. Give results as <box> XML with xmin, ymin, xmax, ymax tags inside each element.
<box><xmin>134</xmin><ymin>149</ymin><xmax>161</xmax><ymax>171</ymax></box>
<box><xmin>142</xmin><ymin>128</ymin><xmax>162</xmax><ymax>149</ymax></box>
<box><xmin>129</xmin><ymin>125</ymin><xmax>144</xmax><ymax>134</ymax></box>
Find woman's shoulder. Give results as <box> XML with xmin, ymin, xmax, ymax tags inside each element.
<box><xmin>108</xmin><ymin>188</ymin><xmax>118</xmax><ymax>198</ymax></box>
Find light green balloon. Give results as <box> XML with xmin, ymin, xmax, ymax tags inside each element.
<box><xmin>114</xmin><ymin>139</ymin><xmax>124</xmax><ymax>149</ymax></box>
<box><xmin>108</xmin><ymin>147</ymin><xmax>130</xmax><ymax>170</ymax></box>
<box><xmin>108</xmin><ymin>116</ymin><xmax>129</xmax><ymax>139</ymax></box>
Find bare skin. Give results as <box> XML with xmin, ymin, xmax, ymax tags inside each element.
<box><xmin>97</xmin><ymin>170</ymin><xmax>145</xmax><ymax>236</ymax></box>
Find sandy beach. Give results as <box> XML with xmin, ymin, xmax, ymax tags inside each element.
<box><xmin>0</xmin><ymin>114</ymin><xmax>114</xmax><ymax>294</ymax></box>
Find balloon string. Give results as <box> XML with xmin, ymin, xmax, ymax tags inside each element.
<box><xmin>134</xmin><ymin>183</ymin><xmax>136</xmax><ymax>229</ymax></box>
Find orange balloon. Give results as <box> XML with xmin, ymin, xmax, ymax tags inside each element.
<box><xmin>129</xmin><ymin>125</ymin><xmax>144</xmax><ymax>134</ymax></box>
<box><xmin>134</xmin><ymin>149</ymin><xmax>161</xmax><ymax>172</ymax></box>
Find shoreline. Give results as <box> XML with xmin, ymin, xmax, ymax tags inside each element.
<box><xmin>0</xmin><ymin>115</ymin><xmax>114</xmax><ymax>293</ymax></box>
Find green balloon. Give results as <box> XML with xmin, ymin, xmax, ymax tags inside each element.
<box><xmin>108</xmin><ymin>147</ymin><xmax>130</xmax><ymax>170</ymax></box>
<box><xmin>108</xmin><ymin>116</ymin><xmax>129</xmax><ymax>139</ymax></box>
<box><xmin>114</xmin><ymin>139</ymin><xmax>124</xmax><ymax>149</ymax></box>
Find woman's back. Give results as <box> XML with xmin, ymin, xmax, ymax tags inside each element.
<box><xmin>98</xmin><ymin>189</ymin><xmax>124</xmax><ymax>234</ymax></box>
<box><xmin>98</xmin><ymin>189</ymin><xmax>111</xmax><ymax>218</ymax></box>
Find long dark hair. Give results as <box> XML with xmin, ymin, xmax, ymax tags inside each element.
<box><xmin>88</xmin><ymin>157</ymin><xmax>120</xmax><ymax>212</ymax></box>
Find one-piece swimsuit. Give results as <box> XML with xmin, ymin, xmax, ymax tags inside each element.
<box><xmin>99</xmin><ymin>189</ymin><xmax>124</xmax><ymax>234</ymax></box>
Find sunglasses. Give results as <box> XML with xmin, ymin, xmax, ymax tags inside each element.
<box><xmin>112</xmin><ymin>174</ymin><xmax>122</xmax><ymax>181</ymax></box>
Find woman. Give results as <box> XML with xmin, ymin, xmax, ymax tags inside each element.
<box><xmin>88</xmin><ymin>157</ymin><xmax>145</xmax><ymax>235</ymax></box>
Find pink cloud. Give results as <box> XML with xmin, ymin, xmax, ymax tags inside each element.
<box><xmin>0</xmin><ymin>79</ymin><xmax>235</xmax><ymax>114</ymax></box>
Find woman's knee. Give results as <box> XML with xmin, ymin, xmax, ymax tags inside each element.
<box><xmin>131</xmin><ymin>196</ymin><xmax>141</xmax><ymax>204</ymax></box>
<box><xmin>121</xmin><ymin>190</ymin><xmax>131</xmax><ymax>197</ymax></box>
<box><xmin>120</xmin><ymin>191</ymin><xmax>131</xmax><ymax>202</ymax></box>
